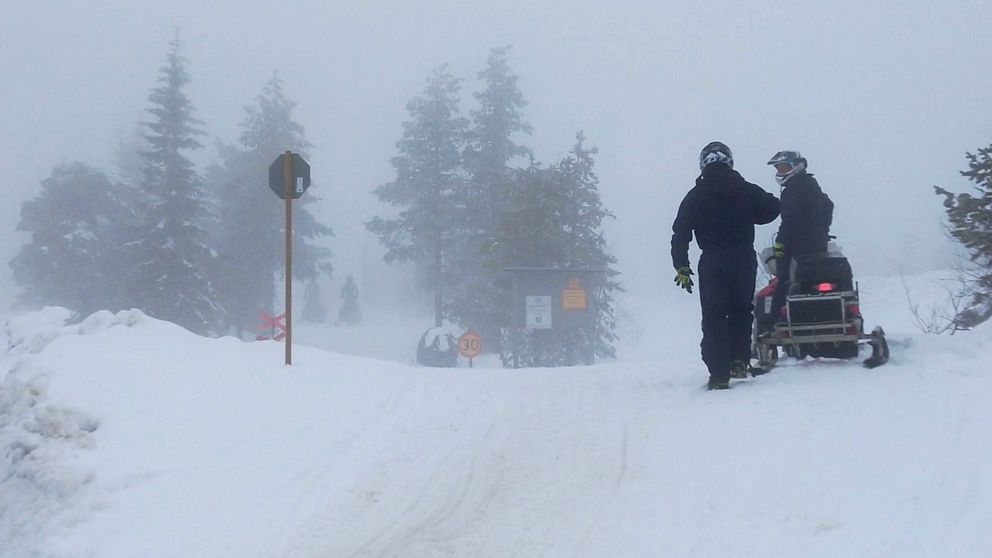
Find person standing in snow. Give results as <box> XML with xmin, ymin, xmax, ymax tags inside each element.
<box><xmin>766</xmin><ymin>151</ymin><xmax>834</xmax><ymax>324</ymax></box>
<box><xmin>671</xmin><ymin>142</ymin><xmax>781</xmax><ymax>390</ymax></box>
<box><xmin>336</xmin><ymin>275</ymin><xmax>362</xmax><ymax>325</ymax></box>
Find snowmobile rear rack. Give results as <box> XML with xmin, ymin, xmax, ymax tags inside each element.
<box><xmin>754</xmin><ymin>288</ymin><xmax>889</xmax><ymax>372</ymax></box>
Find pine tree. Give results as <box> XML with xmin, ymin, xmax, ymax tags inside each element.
<box><xmin>125</xmin><ymin>33</ymin><xmax>221</xmax><ymax>334</ymax></box>
<box><xmin>212</xmin><ymin>73</ymin><xmax>333</xmax><ymax>334</ymax></box>
<box><xmin>498</xmin><ymin>133</ymin><xmax>622</xmax><ymax>366</ymax></box>
<box><xmin>557</xmin><ymin>133</ymin><xmax>622</xmax><ymax>359</ymax></box>
<box><xmin>935</xmin><ymin>143</ymin><xmax>992</xmax><ymax>328</ymax></box>
<box><xmin>11</xmin><ymin>163</ymin><xmax>135</xmax><ymax>316</ymax></box>
<box><xmin>366</xmin><ymin>66</ymin><xmax>468</xmax><ymax>326</ymax></box>
<box><xmin>448</xmin><ymin>46</ymin><xmax>532</xmax><ymax>345</ymax></box>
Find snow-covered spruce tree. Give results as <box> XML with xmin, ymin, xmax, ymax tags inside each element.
<box><xmin>556</xmin><ymin>133</ymin><xmax>622</xmax><ymax>360</ymax></box>
<box><xmin>495</xmin><ymin>161</ymin><xmax>573</xmax><ymax>366</ymax></box>
<box><xmin>11</xmin><ymin>163</ymin><xmax>136</xmax><ymax>316</ymax></box>
<box><xmin>935</xmin><ymin>143</ymin><xmax>992</xmax><ymax>328</ymax></box>
<box><xmin>211</xmin><ymin>73</ymin><xmax>332</xmax><ymax>334</ymax></box>
<box><xmin>499</xmin><ymin>133</ymin><xmax>621</xmax><ymax>366</ymax></box>
<box><xmin>448</xmin><ymin>46</ymin><xmax>533</xmax><ymax>347</ymax></box>
<box><xmin>125</xmin><ymin>34</ymin><xmax>221</xmax><ymax>335</ymax></box>
<box><xmin>366</xmin><ymin>66</ymin><xmax>468</xmax><ymax>327</ymax></box>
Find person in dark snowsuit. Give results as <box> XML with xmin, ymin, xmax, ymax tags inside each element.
<box><xmin>766</xmin><ymin>151</ymin><xmax>834</xmax><ymax>323</ymax></box>
<box><xmin>337</xmin><ymin>275</ymin><xmax>362</xmax><ymax>325</ymax></box>
<box><xmin>672</xmin><ymin>142</ymin><xmax>781</xmax><ymax>390</ymax></box>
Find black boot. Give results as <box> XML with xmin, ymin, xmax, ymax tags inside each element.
<box><xmin>730</xmin><ymin>360</ymin><xmax>750</xmax><ymax>379</ymax></box>
<box><xmin>707</xmin><ymin>377</ymin><xmax>730</xmax><ymax>390</ymax></box>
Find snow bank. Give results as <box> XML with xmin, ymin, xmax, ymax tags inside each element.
<box><xmin>1</xmin><ymin>308</ymin><xmax>145</xmax><ymax>558</ymax></box>
<box><xmin>1</xmin><ymin>307</ymin><xmax>418</xmax><ymax>557</ymax></box>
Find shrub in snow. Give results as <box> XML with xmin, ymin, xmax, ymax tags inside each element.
<box><xmin>935</xmin><ymin>143</ymin><xmax>992</xmax><ymax>329</ymax></box>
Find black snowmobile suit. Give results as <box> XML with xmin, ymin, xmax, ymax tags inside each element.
<box><xmin>771</xmin><ymin>171</ymin><xmax>834</xmax><ymax>318</ymax></box>
<box><xmin>671</xmin><ymin>163</ymin><xmax>780</xmax><ymax>382</ymax></box>
<box><xmin>776</xmin><ymin>171</ymin><xmax>832</xmax><ymax>258</ymax></box>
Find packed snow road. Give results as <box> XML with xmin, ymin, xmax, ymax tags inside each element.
<box><xmin>281</xmin><ymin>356</ymin><xmax>989</xmax><ymax>558</ymax></box>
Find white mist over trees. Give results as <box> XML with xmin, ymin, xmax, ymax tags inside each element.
<box><xmin>367</xmin><ymin>48</ymin><xmax>621</xmax><ymax>364</ymax></box>
<box><xmin>8</xmin><ymin>10</ymin><xmax>990</xmax><ymax>348</ymax></box>
<box><xmin>9</xmin><ymin>35</ymin><xmax>336</xmax><ymax>336</ymax></box>
<box><xmin>10</xmin><ymin>163</ymin><xmax>136</xmax><ymax>316</ymax></box>
<box><xmin>209</xmin><ymin>73</ymin><xmax>333</xmax><ymax>335</ymax></box>
<box><xmin>9</xmin><ymin>39</ymin><xmax>628</xmax><ymax>359</ymax></box>
<box><xmin>10</xmin><ymin>42</ymin><xmax>626</xmax><ymax>361</ymax></box>
<box><xmin>6</xmin><ymin>2</ymin><xmax>991</xmax><ymax>316</ymax></box>
<box><xmin>366</xmin><ymin>66</ymin><xmax>467</xmax><ymax>329</ymax></box>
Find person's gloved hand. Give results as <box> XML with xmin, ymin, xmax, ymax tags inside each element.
<box><xmin>674</xmin><ymin>266</ymin><xmax>694</xmax><ymax>293</ymax></box>
<box><xmin>773</xmin><ymin>241</ymin><xmax>785</xmax><ymax>259</ymax></box>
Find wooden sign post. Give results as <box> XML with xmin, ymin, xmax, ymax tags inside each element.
<box><xmin>268</xmin><ymin>151</ymin><xmax>312</xmax><ymax>365</ymax></box>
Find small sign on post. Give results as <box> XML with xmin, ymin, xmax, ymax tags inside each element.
<box><xmin>526</xmin><ymin>296</ymin><xmax>553</xmax><ymax>329</ymax></box>
<box><xmin>268</xmin><ymin>151</ymin><xmax>313</xmax><ymax>365</ymax></box>
<box><xmin>269</xmin><ymin>153</ymin><xmax>311</xmax><ymax>199</ymax></box>
<box><xmin>458</xmin><ymin>331</ymin><xmax>483</xmax><ymax>367</ymax></box>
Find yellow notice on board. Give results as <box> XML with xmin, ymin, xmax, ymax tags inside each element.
<box><xmin>562</xmin><ymin>288</ymin><xmax>587</xmax><ymax>310</ymax></box>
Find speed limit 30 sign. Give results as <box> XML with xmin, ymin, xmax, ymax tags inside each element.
<box><xmin>458</xmin><ymin>331</ymin><xmax>483</xmax><ymax>359</ymax></box>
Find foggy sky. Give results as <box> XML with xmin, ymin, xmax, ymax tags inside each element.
<box><xmin>3</xmin><ymin>0</ymin><xmax>991</xmax><ymax>311</ymax></box>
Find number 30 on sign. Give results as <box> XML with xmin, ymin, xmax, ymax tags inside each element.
<box><xmin>458</xmin><ymin>331</ymin><xmax>483</xmax><ymax>359</ymax></box>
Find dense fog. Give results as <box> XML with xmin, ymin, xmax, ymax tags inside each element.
<box><xmin>3</xmin><ymin>0</ymin><xmax>990</xmax><ymax>319</ymax></box>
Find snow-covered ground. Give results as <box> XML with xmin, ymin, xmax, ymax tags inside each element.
<box><xmin>2</xmin><ymin>272</ymin><xmax>990</xmax><ymax>557</ymax></box>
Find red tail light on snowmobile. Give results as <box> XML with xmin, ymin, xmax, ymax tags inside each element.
<box><xmin>816</xmin><ymin>282</ymin><xmax>838</xmax><ymax>292</ymax></box>
<box><xmin>846</xmin><ymin>304</ymin><xmax>861</xmax><ymax>317</ymax></box>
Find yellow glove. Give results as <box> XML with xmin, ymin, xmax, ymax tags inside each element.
<box><xmin>674</xmin><ymin>266</ymin><xmax>694</xmax><ymax>293</ymax></box>
<box><xmin>773</xmin><ymin>241</ymin><xmax>785</xmax><ymax>259</ymax></box>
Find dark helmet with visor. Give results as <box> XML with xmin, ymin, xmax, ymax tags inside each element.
<box><xmin>699</xmin><ymin>141</ymin><xmax>733</xmax><ymax>171</ymax></box>
<box><xmin>767</xmin><ymin>150</ymin><xmax>807</xmax><ymax>185</ymax></box>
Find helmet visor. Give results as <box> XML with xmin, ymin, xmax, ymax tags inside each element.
<box><xmin>773</xmin><ymin>162</ymin><xmax>793</xmax><ymax>175</ymax></box>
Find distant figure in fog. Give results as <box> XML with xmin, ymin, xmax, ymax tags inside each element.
<box><xmin>302</xmin><ymin>280</ymin><xmax>327</xmax><ymax>323</ymax></box>
<box><xmin>336</xmin><ymin>275</ymin><xmax>362</xmax><ymax>326</ymax></box>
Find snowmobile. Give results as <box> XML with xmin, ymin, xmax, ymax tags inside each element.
<box><xmin>752</xmin><ymin>245</ymin><xmax>889</xmax><ymax>372</ymax></box>
<box><xmin>416</xmin><ymin>326</ymin><xmax>459</xmax><ymax>367</ymax></box>
<box><xmin>335</xmin><ymin>299</ymin><xmax>362</xmax><ymax>326</ymax></box>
